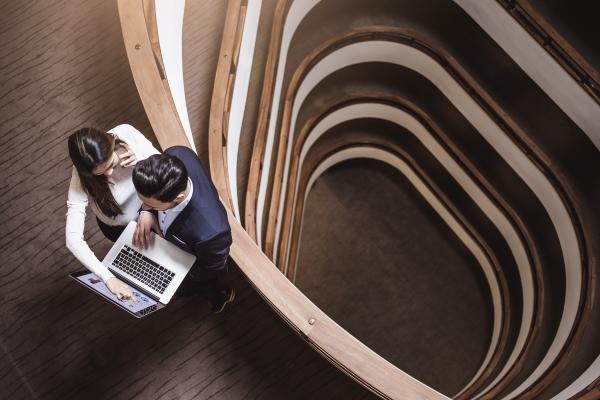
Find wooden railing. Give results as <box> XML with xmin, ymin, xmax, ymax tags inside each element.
<box><xmin>117</xmin><ymin>0</ymin><xmax>448</xmax><ymax>399</ymax></box>
<box><xmin>278</xmin><ymin>95</ymin><xmax>518</xmax><ymax>399</ymax></box>
<box><xmin>497</xmin><ymin>0</ymin><xmax>600</xmax><ymax>104</ymax></box>
<box><xmin>246</xmin><ymin>3</ymin><xmax>593</xmax><ymax>397</ymax></box>
<box><xmin>118</xmin><ymin>0</ymin><xmax>190</xmax><ymax>150</ymax></box>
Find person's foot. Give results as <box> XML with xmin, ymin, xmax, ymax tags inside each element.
<box><xmin>211</xmin><ymin>287</ymin><xmax>235</xmax><ymax>313</ymax></box>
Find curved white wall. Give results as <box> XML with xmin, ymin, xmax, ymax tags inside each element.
<box><xmin>255</xmin><ymin>0</ymin><xmax>321</xmax><ymax>245</ymax></box>
<box><xmin>155</xmin><ymin>0</ymin><xmax>196</xmax><ymax>152</ymax></box>
<box><xmin>295</xmin><ymin>140</ymin><xmax>503</xmax><ymax>396</ymax></box>
<box><xmin>455</xmin><ymin>0</ymin><xmax>600</xmax><ymax>152</ymax></box>
<box><xmin>272</xmin><ymin>40</ymin><xmax>580</xmax><ymax>399</ymax></box>
<box><xmin>289</xmin><ymin>103</ymin><xmax>528</xmax><ymax>396</ymax></box>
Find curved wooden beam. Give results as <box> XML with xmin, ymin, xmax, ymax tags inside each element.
<box><xmin>118</xmin><ymin>0</ymin><xmax>190</xmax><ymax>149</ymax></box>
<box><xmin>244</xmin><ymin>0</ymin><xmax>291</xmax><ymax>241</ymax></box>
<box><xmin>285</xmin><ymin>122</ymin><xmax>512</xmax><ymax>398</ymax></box>
<box><xmin>207</xmin><ymin>0</ymin><xmax>245</xmax><ymax>212</ymax></box>
<box><xmin>262</xmin><ymin>30</ymin><xmax>543</xmax><ymax>399</ymax></box>
<box><xmin>117</xmin><ymin>1</ymin><xmax>449</xmax><ymax>398</ymax></box>
<box><xmin>259</xmin><ymin>25</ymin><xmax>592</xmax><ymax>400</ymax></box>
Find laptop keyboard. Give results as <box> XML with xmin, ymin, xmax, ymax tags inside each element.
<box><xmin>111</xmin><ymin>245</ymin><xmax>176</xmax><ymax>294</ymax></box>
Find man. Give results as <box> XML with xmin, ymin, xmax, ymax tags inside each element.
<box><xmin>131</xmin><ymin>146</ymin><xmax>234</xmax><ymax>313</ymax></box>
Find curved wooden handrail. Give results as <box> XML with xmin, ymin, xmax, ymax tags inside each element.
<box><xmin>117</xmin><ymin>0</ymin><xmax>449</xmax><ymax>398</ymax></box>
<box><xmin>118</xmin><ymin>0</ymin><xmax>190</xmax><ymax>150</ymax></box>
<box><xmin>253</xmin><ymin>18</ymin><xmax>593</xmax><ymax>399</ymax></box>
<box><xmin>283</xmin><ymin>120</ymin><xmax>512</xmax><ymax>397</ymax></box>
<box><xmin>497</xmin><ymin>0</ymin><xmax>600</xmax><ymax>104</ymax></box>
<box><xmin>261</xmin><ymin>28</ymin><xmax>547</xmax><ymax>398</ymax></box>
<box><xmin>278</xmin><ymin>97</ymin><xmax>530</xmax><ymax>395</ymax></box>
<box><xmin>244</xmin><ymin>0</ymin><xmax>291</xmax><ymax>241</ymax></box>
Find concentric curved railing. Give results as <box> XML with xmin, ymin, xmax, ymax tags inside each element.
<box><xmin>117</xmin><ymin>0</ymin><xmax>448</xmax><ymax>399</ymax></box>
<box><xmin>117</xmin><ymin>0</ymin><xmax>600</xmax><ymax>398</ymax></box>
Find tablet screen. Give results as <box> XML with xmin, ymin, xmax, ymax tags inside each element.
<box><xmin>76</xmin><ymin>272</ymin><xmax>158</xmax><ymax>314</ymax></box>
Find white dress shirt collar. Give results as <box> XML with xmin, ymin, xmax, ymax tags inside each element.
<box><xmin>158</xmin><ymin>179</ymin><xmax>193</xmax><ymax>234</ymax></box>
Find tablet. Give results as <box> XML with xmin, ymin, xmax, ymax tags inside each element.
<box><xmin>70</xmin><ymin>270</ymin><xmax>164</xmax><ymax>318</ymax></box>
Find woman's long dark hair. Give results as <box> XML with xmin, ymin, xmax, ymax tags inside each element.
<box><xmin>68</xmin><ymin>127</ymin><xmax>124</xmax><ymax>218</ymax></box>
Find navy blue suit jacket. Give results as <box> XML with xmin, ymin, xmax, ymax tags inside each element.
<box><xmin>163</xmin><ymin>146</ymin><xmax>232</xmax><ymax>274</ymax></box>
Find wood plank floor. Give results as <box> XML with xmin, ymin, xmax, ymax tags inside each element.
<box><xmin>0</xmin><ymin>1</ymin><xmax>374</xmax><ymax>399</ymax></box>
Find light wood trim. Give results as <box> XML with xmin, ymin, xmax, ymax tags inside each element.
<box><xmin>244</xmin><ymin>1</ymin><xmax>291</xmax><ymax>242</ymax></box>
<box><xmin>283</xmin><ymin>112</ymin><xmax>511</xmax><ymax>397</ymax></box>
<box><xmin>259</xmin><ymin>24</ymin><xmax>591</xmax><ymax>398</ymax></box>
<box><xmin>207</xmin><ymin>0</ymin><xmax>244</xmax><ymax>212</ymax></box>
<box><xmin>117</xmin><ymin>1</ymin><xmax>449</xmax><ymax>398</ymax></box>
<box><xmin>141</xmin><ymin>0</ymin><xmax>166</xmax><ymax>78</ymax></box>
<box><xmin>228</xmin><ymin>205</ymin><xmax>448</xmax><ymax>400</ymax></box>
<box><xmin>117</xmin><ymin>0</ymin><xmax>190</xmax><ymax>149</ymax></box>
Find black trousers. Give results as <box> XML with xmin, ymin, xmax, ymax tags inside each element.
<box><xmin>96</xmin><ymin>218</ymin><xmax>126</xmax><ymax>242</ymax></box>
<box><xmin>177</xmin><ymin>261</ymin><xmax>229</xmax><ymax>304</ymax></box>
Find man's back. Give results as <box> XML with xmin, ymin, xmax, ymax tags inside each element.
<box><xmin>164</xmin><ymin>146</ymin><xmax>232</xmax><ymax>271</ymax></box>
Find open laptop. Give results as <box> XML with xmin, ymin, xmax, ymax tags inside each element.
<box><xmin>70</xmin><ymin>221</ymin><xmax>196</xmax><ymax>318</ymax></box>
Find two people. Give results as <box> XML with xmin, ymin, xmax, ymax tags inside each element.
<box><xmin>66</xmin><ymin>125</ymin><xmax>234</xmax><ymax>313</ymax></box>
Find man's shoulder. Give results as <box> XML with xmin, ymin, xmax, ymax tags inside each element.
<box><xmin>165</xmin><ymin>146</ymin><xmax>210</xmax><ymax>181</ymax></box>
<box><xmin>165</xmin><ymin>145</ymin><xmax>197</xmax><ymax>160</ymax></box>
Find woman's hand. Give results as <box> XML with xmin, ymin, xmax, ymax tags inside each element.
<box><xmin>133</xmin><ymin>211</ymin><xmax>163</xmax><ymax>249</ymax></box>
<box><xmin>106</xmin><ymin>277</ymin><xmax>138</xmax><ymax>303</ymax></box>
<box><xmin>117</xmin><ymin>143</ymin><xmax>137</xmax><ymax>167</ymax></box>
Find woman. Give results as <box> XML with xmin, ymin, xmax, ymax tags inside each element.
<box><xmin>66</xmin><ymin>124</ymin><xmax>160</xmax><ymax>302</ymax></box>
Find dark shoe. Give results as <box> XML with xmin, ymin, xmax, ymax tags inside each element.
<box><xmin>211</xmin><ymin>287</ymin><xmax>235</xmax><ymax>313</ymax></box>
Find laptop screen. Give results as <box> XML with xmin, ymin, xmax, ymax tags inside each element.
<box><xmin>75</xmin><ymin>272</ymin><xmax>159</xmax><ymax>315</ymax></box>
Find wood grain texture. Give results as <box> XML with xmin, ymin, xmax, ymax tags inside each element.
<box><xmin>118</xmin><ymin>1</ymin><xmax>449</xmax><ymax>399</ymax></box>
<box><xmin>243</xmin><ymin>0</ymin><xmax>291</xmax><ymax>242</ymax></box>
<box><xmin>260</xmin><ymin>24</ymin><xmax>597</xmax><ymax>399</ymax></box>
<box><xmin>207</xmin><ymin>0</ymin><xmax>243</xmax><ymax>212</ymax></box>
<box><xmin>279</xmin><ymin>99</ymin><xmax>514</xmax><ymax>397</ymax></box>
<box><xmin>0</xmin><ymin>1</ymin><xmax>375</xmax><ymax>399</ymax></box>
<box><xmin>118</xmin><ymin>0</ymin><xmax>190</xmax><ymax>149</ymax></box>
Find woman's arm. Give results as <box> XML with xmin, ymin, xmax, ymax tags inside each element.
<box><xmin>65</xmin><ymin>170</ymin><xmax>116</xmax><ymax>283</ymax></box>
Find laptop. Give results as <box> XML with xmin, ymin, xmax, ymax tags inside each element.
<box><xmin>70</xmin><ymin>221</ymin><xmax>196</xmax><ymax>318</ymax></box>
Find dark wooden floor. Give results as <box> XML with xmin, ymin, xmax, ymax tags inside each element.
<box><xmin>0</xmin><ymin>1</ymin><xmax>374</xmax><ymax>399</ymax></box>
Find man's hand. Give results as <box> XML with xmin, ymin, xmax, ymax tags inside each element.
<box><xmin>106</xmin><ymin>277</ymin><xmax>138</xmax><ymax>303</ymax></box>
<box><xmin>133</xmin><ymin>211</ymin><xmax>163</xmax><ymax>249</ymax></box>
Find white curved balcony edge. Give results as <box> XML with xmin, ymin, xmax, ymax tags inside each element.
<box><xmin>296</xmin><ymin>143</ymin><xmax>502</xmax><ymax>398</ymax></box>
<box><xmin>274</xmin><ymin>40</ymin><xmax>580</xmax><ymax>400</ymax></box>
<box><xmin>255</xmin><ymin>0</ymin><xmax>320</xmax><ymax>247</ymax></box>
<box><xmin>227</xmin><ymin>0</ymin><xmax>262</xmax><ymax>220</ymax></box>
<box><xmin>289</xmin><ymin>102</ymin><xmax>525</xmax><ymax>396</ymax></box>
<box><xmin>117</xmin><ymin>1</ymin><xmax>449</xmax><ymax>398</ymax></box>
<box><xmin>551</xmin><ymin>355</ymin><xmax>600</xmax><ymax>399</ymax></box>
<box><xmin>454</xmin><ymin>0</ymin><xmax>600</xmax><ymax>152</ymax></box>
<box><xmin>276</xmin><ymin>45</ymin><xmax>537</xmax><ymax>396</ymax></box>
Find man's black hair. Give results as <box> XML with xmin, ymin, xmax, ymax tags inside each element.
<box><xmin>132</xmin><ymin>154</ymin><xmax>188</xmax><ymax>202</ymax></box>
